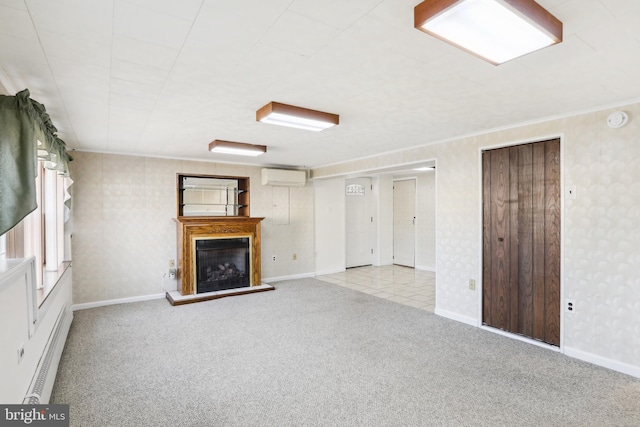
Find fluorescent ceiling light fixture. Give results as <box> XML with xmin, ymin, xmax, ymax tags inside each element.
<box><xmin>208</xmin><ymin>140</ymin><xmax>266</xmax><ymax>157</ymax></box>
<box><xmin>413</xmin><ymin>166</ymin><xmax>435</xmax><ymax>171</ymax></box>
<box><xmin>414</xmin><ymin>0</ymin><xmax>562</xmax><ymax>65</ymax></box>
<box><xmin>256</xmin><ymin>101</ymin><xmax>339</xmax><ymax>132</ymax></box>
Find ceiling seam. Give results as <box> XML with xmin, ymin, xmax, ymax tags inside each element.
<box><xmin>125</xmin><ymin>0</ymin><xmax>207</xmax><ymax>150</ymax></box>
<box><xmin>24</xmin><ymin>0</ymin><xmax>81</xmax><ymax>148</ymax></box>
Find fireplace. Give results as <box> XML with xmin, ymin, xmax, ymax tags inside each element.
<box><xmin>167</xmin><ymin>216</ymin><xmax>272</xmax><ymax>305</ymax></box>
<box><xmin>195</xmin><ymin>237</ymin><xmax>250</xmax><ymax>293</ymax></box>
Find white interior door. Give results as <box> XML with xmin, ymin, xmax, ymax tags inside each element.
<box><xmin>346</xmin><ymin>178</ymin><xmax>372</xmax><ymax>268</ymax></box>
<box><xmin>393</xmin><ymin>179</ymin><xmax>416</xmax><ymax>267</ymax></box>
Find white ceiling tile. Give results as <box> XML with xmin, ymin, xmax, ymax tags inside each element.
<box><xmin>0</xmin><ymin>35</ymin><xmax>48</xmax><ymax>72</ymax></box>
<box><xmin>109</xmin><ymin>78</ymin><xmax>164</xmax><ymax>100</ymax></box>
<box><xmin>113</xmin><ymin>0</ymin><xmax>192</xmax><ymax>51</ymax></box>
<box><xmin>259</xmin><ymin>11</ymin><xmax>341</xmax><ymax>57</ymax></box>
<box><xmin>229</xmin><ymin>43</ymin><xmax>308</xmax><ymax>89</ymax></box>
<box><xmin>62</xmin><ymin>98</ymin><xmax>109</xmax><ymax>150</ymax></box>
<box><xmin>112</xmin><ymin>35</ymin><xmax>179</xmax><ymax>71</ymax></box>
<box><xmin>27</xmin><ymin>0</ymin><xmax>113</xmax><ymax>44</ymax></box>
<box><xmin>289</xmin><ymin>0</ymin><xmax>383</xmax><ymax>30</ymax></box>
<box><xmin>48</xmin><ymin>57</ymin><xmax>110</xmax><ymax>90</ymax></box>
<box><xmin>0</xmin><ymin>0</ymin><xmax>27</xmax><ymax>10</ymax></box>
<box><xmin>39</xmin><ymin>30</ymin><xmax>111</xmax><ymax>68</ymax></box>
<box><xmin>196</xmin><ymin>0</ymin><xmax>291</xmax><ymax>32</ymax></box>
<box><xmin>173</xmin><ymin>40</ymin><xmax>246</xmax><ymax>82</ymax></box>
<box><xmin>551</xmin><ymin>0</ymin><xmax>615</xmax><ymax>36</ymax></box>
<box><xmin>111</xmin><ymin>60</ymin><xmax>170</xmax><ymax>86</ymax></box>
<box><xmin>186</xmin><ymin>0</ymin><xmax>292</xmax><ymax>62</ymax></box>
<box><xmin>109</xmin><ymin>93</ymin><xmax>157</xmax><ymax>113</ymax></box>
<box><xmin>0</xmin><ymin>5</ymin><xmax>38</xmax><ymax>40</ymax></box>
<box><xmin>367</xmin><ymin>0</ymin><xmax>418</xmax><ymax>30</ymax></box>
<box><xmin>119</xmin><ymin>0</ymin><xmax>204</xmax><ymax>21</ymax></box>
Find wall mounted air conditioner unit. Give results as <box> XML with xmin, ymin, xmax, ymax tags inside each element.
<box><xmin>261</xmin><ymin>168</ymin><xmax>307</xmax><ymax>187</ymax></box>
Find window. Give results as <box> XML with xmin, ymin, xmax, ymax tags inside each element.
<box><xmin>3</xmin><ymin>158</ymin><xmax>70</xmax><ymax>302</ymax></box>
<box><xmin>0</xmin><ymin>234</ymin><xmax>6</xmax><ymax>258</ymax></box>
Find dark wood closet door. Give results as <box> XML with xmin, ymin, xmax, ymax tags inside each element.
<box><xmin>482</xmin><ymin>139</ymin><xmax>560</xmax><ymax>346</ymax></box>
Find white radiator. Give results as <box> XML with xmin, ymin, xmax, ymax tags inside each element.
<box><xmin>23</xmin><ymin>304</ymin><xmax>72</xmax><ymax>404</ymax></box>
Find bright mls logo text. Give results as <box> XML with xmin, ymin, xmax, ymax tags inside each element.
<box><xmin>3</xmin><ymin>406</ymin><xmax>66</xmax><ymax>425</ymax></box>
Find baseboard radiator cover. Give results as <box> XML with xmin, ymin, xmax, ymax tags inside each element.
<box><xmin>23</xmin><ymin>304</ymin><xmax>72</xmax><ymax>404</ymax></box>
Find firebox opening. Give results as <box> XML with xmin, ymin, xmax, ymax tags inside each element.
<box><xmin>195</xmin><ymin>237</ymin><xmax>250</xmax><ymax>293</ymax></box>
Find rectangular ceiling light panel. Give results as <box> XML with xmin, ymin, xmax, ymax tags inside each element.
<box><xmin>208</xmin><ymin>140</ymin><xmax>267</xmax><ymax>156</ymax></box>
<box><xmin>257</xmin><ymin>102</ymin><xmax>339</xmax><ymax>132</ymax></box>
<box><xmin>414</xmin><ymin>0</ymin><xmax>562</xmax><ymax>64</ymax></box>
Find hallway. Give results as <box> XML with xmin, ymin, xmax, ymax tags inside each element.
<box><xmin>317</xmin><ymin>265</ymin><xmax>435</xmax><ymax>312</ymax></box>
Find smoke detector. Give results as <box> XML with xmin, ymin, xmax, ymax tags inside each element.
<box><xmin>607</xmin><ymin>111</ymin><xmax>628</xmax><ymax>128</ymax></box>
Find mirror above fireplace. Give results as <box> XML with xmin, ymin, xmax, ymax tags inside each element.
<box><xmin>177</xmin><ymin>174</ymin><xmax>250</xmax><ymax>217</ymax></box>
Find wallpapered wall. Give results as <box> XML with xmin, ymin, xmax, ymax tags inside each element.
<box><xmin>69</xmin><ymin>152</ymin><xmax>314</xmax><ymax>304</ymax></box>
<box><xmin>311</xmin><ymin>101</ymin><xmax>640</xmax><ymax>373</ymax></box>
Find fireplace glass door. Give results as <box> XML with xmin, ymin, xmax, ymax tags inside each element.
<box><xmin>195</xmin><ymin>237</ymin><xmax>250</xmax><ymax>293</ymax></box>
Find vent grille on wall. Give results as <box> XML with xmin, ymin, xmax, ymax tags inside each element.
<box><xmin>23</xmin><ymin>304</ymin><xmax>69</xmax><ymax>404</ymax></box>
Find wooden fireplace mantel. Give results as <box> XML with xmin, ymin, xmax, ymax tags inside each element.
<box><xmin>174</xmin><ymin>216</ymin><xmax>264</xmax><ymax>296</ymax></box>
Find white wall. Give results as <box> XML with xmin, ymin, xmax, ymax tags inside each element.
<box><xmin>318</xmin><ymin>173</ymin><xmax>432</xmax><ymax>270</ymax></box>
<box><xmin>310</xmin><ymin>101</ymin><xmax>640</xmax><ymax>378</ymax></box>
<box><xmin>313</xmin><ymin>178</ymin><xmax>345</xmax><ymax>275</ymax></box>
<box><xmin>0</xmin><ymin>259</ymin><xmax>72</xmax><ymax>403</ymax></box>
<box><xmin>69</xmin><ymin>152</ymin><xmax>315</xmax><ymax>304</ymax></box>
<box><xmin>373</xmin><ymin>175</ymin><xmax>393</xmax><ymax>266</ymax></box>
<box><xmin>415</xmin><ymin>171</ymin><xmax>436</xmax><ymax>271</ymax></box>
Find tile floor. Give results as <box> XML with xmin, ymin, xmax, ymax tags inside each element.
<box><xmin>316</xmin><ymin>265</ymin><xmax>436</xmax><ymax>312</ymax></box>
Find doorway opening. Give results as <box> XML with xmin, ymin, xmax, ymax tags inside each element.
<box><xmin>345</xmin><ymin>177</ymin><xmax>373</xmax><ymax>268</ymax></box>
<box><xmin>393</xmin><ymin>178</ymin><xmax>416</xmax><ymax>267</ymax></box>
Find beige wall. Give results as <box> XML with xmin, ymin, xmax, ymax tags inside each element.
<box><xmin>69</xmin><ymin>152</ymin><xmax>314</xmax><ymax>304</ymax></box>
<box><xmin>311</xmin><ymin>102</ymin><xmax>640</xmax><ymax>375</ymax></box>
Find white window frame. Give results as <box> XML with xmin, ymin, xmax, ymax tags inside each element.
<box><xmin>4</xmin><ymin>158</ymin><xmax>68</xmax><ymax>301</ymax></box>
<box><xmin>0</xmin><ymin>233</ymin><xmax>6</xmax><ymax>258</ymax></box>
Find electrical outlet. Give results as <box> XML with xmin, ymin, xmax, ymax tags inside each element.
<box><xmin>272</xmin><ymin>255</ymin><xmax>277</xmax><ymax>263</ymax></box>
<box><xmin>169</xmin><ymin>259</ymin><xmax>175</xmax><ymax>268</ymax></box>
<box><xmin>566</xmin><ymin>299</ymin><xmax>575</xmax><ymax>313</ymax></box>
<box><xmin>168</xmin><ymin>268</ymin><xmax>176</xmax><ymax>279</ymax></box>
<box><xmin>17</xmin><ymin>344</ymin><xmax>24</xmax><ymax>364</ymax></box>
<box><xmin>292</xmin><ymin>253</ymin><xmax>297</xmax><ymax>260</ymax></box>
<box><xmin>469</xmin><ymin>279</ymin><xmax>476</xmax><ymax>290</ymax></box>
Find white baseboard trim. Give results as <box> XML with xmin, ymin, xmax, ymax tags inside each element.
<box><xmin>434</xmin><ymin>308</ymin><xmax>478</xmax><ymax>327</ymax></box>
<box><xmin>72</xmin><ymin>293</ymin><xmax>166</xmax><ymax>311</ymax></box>
<box><xmin>480</xmin><ymin>325</ymin><xmax>561</xmax><ymax>352</ymax></box>
<box><xmin>313</xmin><ymin>268</ymin><xmax>346</xmax><ymax>277</ymax></box>
<box><xmin>564</xmin><ymin>346</ymin><xmax>640</xmax><ymax>379</ymax></box>
<box><xmin>415</xmin><ymin>265</ymin><xmax>435</xmax><ymax>272</ymax></box>
<box><xmin>263</xmin><ymin>272</ymin><xmax>316</xmax><ymax>283</ymax></box>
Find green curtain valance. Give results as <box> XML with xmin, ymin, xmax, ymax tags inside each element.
<box><xmin>0</xmin><ymin>88</ymin><xmax>73</xmax><ymax>236</ymax></box>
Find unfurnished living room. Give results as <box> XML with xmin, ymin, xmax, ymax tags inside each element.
<box><xmin>1</xmin><ymin>0</ymin><xmax>639</xmax><ymax>426</ymax></box>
